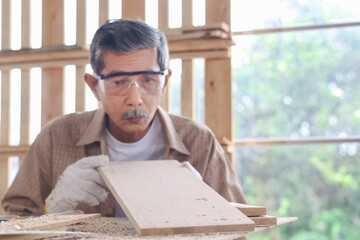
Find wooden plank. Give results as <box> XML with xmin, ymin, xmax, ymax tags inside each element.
<box><xmin>205</xmin><ymin>0</ymin><xmax>233</xmax><ymax>162</ymax></box>
<box><xmin>1</xmin><ymin>70</ymin><xmax>10</xmax><ymax>144</ymax></box>
<box><xmin>41</xmin><ymin>0</ymin><xmax>64</xmax><ymax>126</ymax></box>
<box><xmin>99</xmin><ymin>0</ymin><xmax>109</xmax><ymax>26</ymax></box>
<box><xmin>42</xmin><ymin>0</ymin><xmax>64</xmax><ymax>46</ymax></box>
<box><xmin>206</xmin><ymin>0</ymin><xmax>230</xmax><ymax>26</ymax></box>
<box><xmin>168</xmin><ymin>39</ymin><xmax>234</xmax><ymax>53</ymax></box>
<box><xmin>41</xmin><ymin>68</ymin><xmax>64</xmax><ymax>126</ymax></box>
<box><xmin>98</xmin><ymin>160</ymin><xmax>254</xmax><ymax>236</ymax></box>
<box><xmin>249</xmin><ymin>215</ymin><xmax>277</xmax><ymax>226</ymax></box>
<box><xmin>166</xmin><ymin>30</ymin><xmax>228</xmax><ymax>41</ymax></box>
<box><xmin>181</xmin><ymin>59</ymin><xmax>195</xmax><ymax>119</ymax></box>
<box><xmin>122</xmin><ymin>0</ymin><xmax>145</xmax><ymax>20</ymax></box>
<box><xmin>0</xmin><ymin>157</ymin><xmax>10</xmax><ymax>215</ymax></box>
<box><xmin>20</xmin><ymin>70</ymin><xmax>30</xmax><ymax>145</ymax></box>
<box><xmin>158</xmin><ymin>0</ymin><xmax>169</xmax><ymax>30</ymax></box>
<box><xmin>76</xmin><ymin>0</ymin><xmax>86</xmax><ymax>46</ymax></box>
<box><xmin>0</xmin><ymin>47</ymin><xmax>89</xmax><ymax>66</ymax></box>
<box><xmin>164</xmin><ymin>22</ymin><xmax>230</xmax><ymax>35</ymax></box>
<box><xmin>0</xmin><ymin>146</ymin><xmax>28</xmax><ymax>155</ymax></box>
<box><xmin>160</xmin><ymin>77</ymin><xmax>171</xmax><ymax>112</ymax></box>
<box><xmin>170</xmin><ymin>49</ymin><xmax>230</xmax><ymax>60</ymax></box>
<box><xmin>205</xmin><ymin>58</ymin><xmax>232</xmax><ymax>149</ymax></box>
<box><xmin>182</xmin><ymin>0</ymin><xmax>192</xmax><ymax>27</ymax></box>
<box><xmin>230</xmin><ymin>202</ymin><xmax>267</xmax><ymax>216</ymax></box>
<box><xmin>21</xmin><ymin>0</ymin><xmax>31</xmax><ymax>48</ymax></box>
<box><xmin>20</xmin><ymin>0</ymin><xmax>31</xmax><ymax>146</ymax></box>
<box><xmin>75</xmin><ymin>66</ymin><xmax>86</xmax><ymax>112</ymax></box>
<box><xmin>1</xmin><ymin>0</ymin><xmax>11</xmax><ymax>50</ymax></box>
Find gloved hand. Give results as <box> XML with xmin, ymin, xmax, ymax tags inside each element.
<box><xmin>45</xmin><ymin>155</ymin><xmax>109</xmax><ymax>213</ymax></box>
<box><xmin>181</xmin><ymin>161</ymin><xmax>203</xmax><ymax>180</ymax></box>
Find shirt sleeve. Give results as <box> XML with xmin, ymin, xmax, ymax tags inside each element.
<box><xmin>203</xmin><ymin>137</ymin><xmax>246</xmax><ymax>204</ymax></box>
<box><xmin>1</xmin><ymin>127</ymin><xmax>53</xmax><ymax>216</ymax></box>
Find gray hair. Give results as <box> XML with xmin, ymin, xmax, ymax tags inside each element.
<box><xmin>89</xmin><ymin>19</ymin><xmax>169</xmax><ymax>74</ymax></box>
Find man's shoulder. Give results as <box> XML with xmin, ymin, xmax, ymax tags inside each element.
<box><xmin>42</xmin><ymin>109</ymin><xmax>98</xmax><ymax>133</ymax></box>
<box><xmin>166</xmin><ymin>112</ymin><xmax>215</xmax><ymax>139</ymax></box>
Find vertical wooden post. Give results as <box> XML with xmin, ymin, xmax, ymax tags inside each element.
<box><xmin>99</xmin><ymin>0</ymin><xmax>109</xmax><ymax>26</ymax></box>
<box><xmin>41</xmin><ymin>0</ymin><xmax>64</xmax><ymax>126</ymax></box>
<box><xmin>158</xmin><ymin>0</ymin><xmax>171</xmax><ymax>112</ymax></box>
<box><xmin>205</xmin><ymin>0</ymin><xmax>233</xmax><ymax>162</ymax></box>
<box><xmin>181</xmin><ymin>0</ymin><xmax>195</xmax><ymax>119</ymax></box>
<box><xmin>122</xmin><ymin>0</ymin><xmax>145</xmax><ymax>20</ymax></box>
<box><xmin>0</xmin><ymin>0</ymin><xmax>11</xmax><ymax>215</ymax></box>
<box><xmin>76</xmin><ymin>0</ymin><xmax>87</xmax><ymax>112</ymax></box>
<box><xmin>20</xmin><ymin>0</ymin><xmax>31</xmax><ymax>146</ymax></box>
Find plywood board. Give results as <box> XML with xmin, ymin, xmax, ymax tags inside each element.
<box><xmin>98</xmin><ymin>160</ymin><xmax>254</xmax><ymax>236</ymax></box>
<box><xmin>230</xmin><ymin>202</ymin><xmax>267</xmax><ymax>216</ymax></box>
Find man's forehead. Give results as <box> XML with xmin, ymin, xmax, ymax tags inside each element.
<box><xmin>102</xmin><ymin>48</ymin><xmax>160</xmax><ymax>72</ymax></box>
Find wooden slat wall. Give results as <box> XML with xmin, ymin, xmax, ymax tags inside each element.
<box><xmin>0</xmin><ymin>0</ymin><xmax>234</xmax><ymax>214</ymax></box>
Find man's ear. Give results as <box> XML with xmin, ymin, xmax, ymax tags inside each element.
<box><xmin>161</xmin><ymin>69</ymin><xmax>172</xmax><ymax>95</ymax></box>
<box><xmin>84</xmin><ymin>73</ymin><xmax>101</xmax><ymax>101</ymax></box>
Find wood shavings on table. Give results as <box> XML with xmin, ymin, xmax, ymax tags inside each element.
<box><xmin>0</xmin><ymin>213</ymin><xmax>100</xmax><ymax>232</ymax></box>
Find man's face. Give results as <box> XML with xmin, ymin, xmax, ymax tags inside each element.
<box><xmin>85</xmin><ymin>48</ymin><xmax>169</xmax><ymax>143</ymax></box>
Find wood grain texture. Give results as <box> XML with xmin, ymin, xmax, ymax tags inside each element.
<box><xmin>122</xmin><ymin>0</ymin><xmax>145</xmax><ymax>20</ymax></box>
<box><xmin>98</xmin><ymin>160</ymin><xmax>254</xmax><ymax>236</ymax></box>
<box><xmin>230</xmin><ymin>202</ymin><xmax>267</xmax><ymax>216</ymax></box>
<box><xmin>249</xmin><ymin>215</ymin><xmax>277</xmax><ymax>226</ymax></box>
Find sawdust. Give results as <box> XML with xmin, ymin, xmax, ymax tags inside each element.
<box><xmin>0</xmin><ymin>213</ymin><xmax>100</xmax><ymax>232</ymax></box>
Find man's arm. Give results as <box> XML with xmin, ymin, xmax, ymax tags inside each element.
<box><xmin>2</xmin><ymin>128</ymin><xmax>53</xmax><ymax>216</ymax></box>
<box><xmin>202</xmin><ymin>137</ymin><xmax>246</xmax><ymax>204</ymax></box>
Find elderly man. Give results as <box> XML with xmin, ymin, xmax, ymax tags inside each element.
<box><xmin>2</xmin><ymin>19</ymin><xmax>245</xmax><ymax>216</ymax></box>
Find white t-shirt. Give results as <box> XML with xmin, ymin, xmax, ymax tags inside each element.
<box><xmin>105</xmin><ymin>113</ymin><xmax>166</xmax><ymax>216</ymax></box>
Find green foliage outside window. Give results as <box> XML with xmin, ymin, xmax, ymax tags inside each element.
<box><xmin>232</xmin><ymin>1</ymin><xmax>360</xmax><ymax>239</ymax></box>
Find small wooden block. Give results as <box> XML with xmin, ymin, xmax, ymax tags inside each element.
<box><xmin>230</xmin><ymin>202</ymin><xmax>267</xmax><ymax>216</ymax></box>
<box><xmin>250</xmin><ymin>215</ymin><xmax>277</xmax><ymax>226</ymax></box>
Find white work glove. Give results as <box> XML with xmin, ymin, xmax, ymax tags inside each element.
<box><xmin>45</xmin><ymin>155</ymin><xmax>109</xmax><ymax>214</ymax></box>
<box><xmin>181</xmin><ymin>161</ymin><xmax>203</xmax><ymax>180</ymax></box>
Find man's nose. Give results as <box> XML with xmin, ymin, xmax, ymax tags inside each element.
<box><xmin>125</xmin><ymin>81</ymin><xmax>143</xmax><ymax>106</ymax></box>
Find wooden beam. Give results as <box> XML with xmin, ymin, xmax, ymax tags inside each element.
<box><xmin>170</xmin><ymin>49</ymin><xmax>230</xmax><ymax>60</ymax></box>
<box><xmin>181</xmin><ymin>60</ymin><xmax>195</xmax><ymax>119</ymax></box>
<box><xmin>21</xmin><ymin>0</ymin><xmax>31</xmax><ymax>48</ymax></box>
<box><xmin>99</xmin><ymin>0</ymin><xmax>109</xmax><ymax>26</ymax></box>
<box><xmin>205</xmin><ymin>0</ymin><xmax>230</xmax><ymax>26</ymax></box>
<box><xmin>1</xmin><ymin>0</ymin><xmax>11</xmax><ymax>50</ymax></box>
<box><xmin>205</xmin><ymin>0</ymin><xmax>233</xmax><ymax>162</ymax></box>
<box><xmin>42</xmin><ymin>0</ymin><xmax>64</xmax><ymax>126</ymax></box>
<box><xmin>76</xmin><ymin>66</ymin><xmax>86</xmax><ymax>112</ymax></box>
<box><xmin>122</xmin><ymin>0</ymin><xmax>145</xmax><ymax>20</ymax></box>
<box><xmin>0</xmin><ymin>157</ymin><xmax>11</xmax><ymax>214</ymax></box>
<box><xmin>205</xmin><ymin>58</ymin><xmax>233</xmax><ymax>161</ymax></box>
<box><xmin>158</xmin><ymin>0</ymin><xmax>169</xmax><ymax>30</ymax></box>
<box><xmin>76</xmin><ymin>0</ymin><xmax>86</xmax><ymax>46</ymax></box>
<box><xmin>182</xmin><ymin>0</ymin><xmax>192</xmax><ymax>27</ymax></box>
<box><xmin>168</xmin><ymin>38</ymin><xmax>234</xmax><ymax>53</ymax></box>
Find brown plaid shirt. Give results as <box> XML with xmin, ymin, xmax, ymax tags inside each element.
<box><xmin>2</xmin><ymin>107</ymin><xmax>246</xmax><ymax>216</ymax></box>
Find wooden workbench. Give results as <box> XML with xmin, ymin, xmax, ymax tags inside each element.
<box><xmin>44</xmin><ymin>216</ymin><xmax>297</xmax><ymax>240</ymax></box>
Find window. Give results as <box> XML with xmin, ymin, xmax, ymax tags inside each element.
<box><xmin>231</xmin><ymin>0</ymin><xmax>360</xmax><ymax>239</ymax></box>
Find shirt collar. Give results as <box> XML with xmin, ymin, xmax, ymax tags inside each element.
<box><xmin>76</xmin><ymin>106</ymin><xmax>190</xmax><ymax>156</ymax></box>
<box><xmin>76</xmin><ymin>107</ymin><xmax>107</xmax><ymax>146</ymax></box>
<box><xmin>156</xmin><ymin>106</ymin><xmax>190</xmax><ymax>156</ymax></box>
